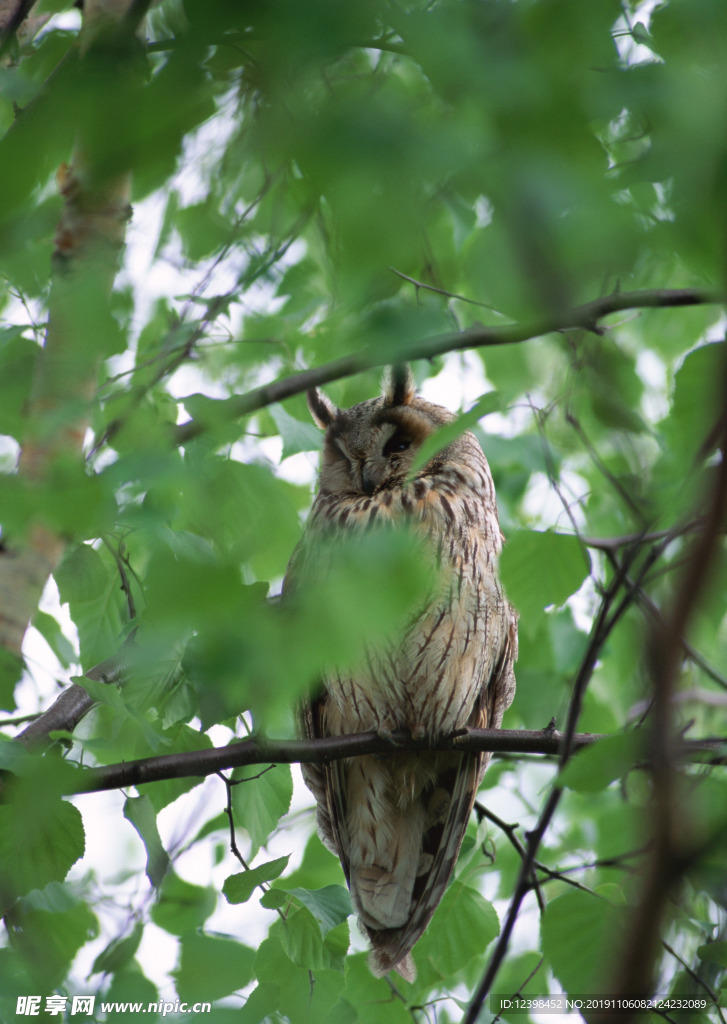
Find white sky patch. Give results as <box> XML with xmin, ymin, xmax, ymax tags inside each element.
<box><xmin>521</xmin><ymin>469</ymin><xmax>589</xmax><ymax>533</ymax></box>
<box><xmin>474</xmin><ymin>195</ymin><xmax>494</xmax><ymax>229</ymax></box>
<box><xmin>0</xmin><ymin>434</ymin><xmax>19</xmax><ymax>472</ymax></box>
<box><xmin>174</xmin><ymin>91</ymin><xmax>240</xmax><ymax>207</ymax></box>
<box><xmin>705</xmin><ymin>312</ymin><xmax>727</xmax><ymax>342</ymax></box>
<box><xmin>275</xmin><ymin>446</ymin><xmax>320</xmax><ymax>488</ymax></box>
<box><xmin>636</xmin><ymin>348</ymin><xmax>669</xmax><ymax>422</ymax></box>
<box><xmin>420</xmin><ymin>349</ymin><xmax>491</xmax><ymax>409</ymax></box>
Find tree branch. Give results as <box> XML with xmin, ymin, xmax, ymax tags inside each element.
<box><xmin>17</xmin><ymin>645</ymin><xmax>134</xmax><ymax>749</ymax></box>
<box><xmin>0</xmin><ymin>0</ymin><xmax>34</xmax><ymax>56</ymax></box>
<box><xmin>462</xmin><ymin>547</ymin><xmax>651</xmax><ymax>1024</ymax></box>
<box><xmin>0</xmin><ymin>0</ymin><xmax>140</xmax><ymax>683</ymax></box>
<box><xmin>174</xmin><ymin>287</ymin><xmax>724</xmax><ymax>444</ymax></box>
<box><xmin>48</xmin><ymin>728</ymin><xmax>727</xmax><ymax>796</ymax></box>
<box><xmin>606</xmin><ymin>347</ymin><xmax>727</xmax><ymax>1018</ymax></box>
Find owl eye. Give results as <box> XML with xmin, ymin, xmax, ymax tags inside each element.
<box><xmin>383</xmin><ymin>430</ymin><xmax>412</xmax><ymax>457</ymax></box>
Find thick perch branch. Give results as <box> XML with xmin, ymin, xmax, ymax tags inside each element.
<box><xmin>56</xmin><ymin>728</ymin><xmax>726</xmax><ymax>796</ymax></box>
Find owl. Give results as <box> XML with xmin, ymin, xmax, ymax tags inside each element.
<box><xmin>286</xmin><ymin>365</ymin><xmax>517</xmax><ymax>981</ymax></box>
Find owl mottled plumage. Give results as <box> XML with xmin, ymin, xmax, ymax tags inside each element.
<box><xmin>286</xmin><ymin>366</ymin><xmax>517</xmax><ymax>980</ymax></box>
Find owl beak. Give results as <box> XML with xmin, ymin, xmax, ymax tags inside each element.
<box><xmin>361</xmin><ymin>466</ymin><xmax>377</xmax><ymax>496</ymax></box>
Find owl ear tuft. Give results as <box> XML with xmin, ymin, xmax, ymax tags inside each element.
<box><xmin>383</xmin><ymin>364</ymin><xmax>416</xmax><ymax>407</ymax></box>
<box><xmin>307</xmin><ymin>387</ymin><xmax>339</xmax><ymax>429</ymax></box>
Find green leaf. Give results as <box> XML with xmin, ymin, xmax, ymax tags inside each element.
<box><xmin>32</xmin><ymin>610</ymin><xmax>76</xmax><ymax>669</ymax></box>
<box><xmin>79</xmin><ymin>674</ymin><xmax>167</xmax><ymax>753</ymax></box>
<box><xmin>172</xmin><ymin>932</ymin><xmax>255</xmax><ymax>1003</ymax></box>
<box><xmin>54</xmin><ymin>543</ymin><xmax>126</xmax><ymax>670</ymax></box>
<box><xmin>489</xmin><ymin>950</ymin><xmax>547</xmax><ymax>1007</ymax></box>
<box><xmin>123</xmin><ymin>795</ymin><xmax>170</xmax><ymax>888</ymax></box>
<box><xmin>11</xmin><ymin>892</ymin><xmax>98</xmax><ymax>990</ymax></box>
<box><xmin>542</xmin><ymin>888</ymin><xmax>627</xmax><ymax>995</ymax></box>
<box><xmin>499</xmin><ymin>530</ymin><xmax>591</xmax><ymax>622</ymax></box>
<box><xmin>631</xmin><ymin>20</ymin><xmax>651</xmax><ymax>44</ymax></box>
<box><xmin>558</xmin><ymin>732</ymin><xmax>645</xmax><ymax>793</ymax></box>
<box><xmin>231</xmin><ymin>764</ymin><xmax>293</xmax><ymax>858</ymax></box>
<box><xmin>0</xmin><ymin>330</ymin><xmax>36</xmax><ymax>437</ymax></box>
<box><xmin>172</xmin><ymin>459</ymin><xmax>304</xmax><ymax>581</ymax></box>
<box><xmin>417</xmin><ymin>882</ymin><xmax>500</xmax><ymax>976</ymax></box>
<box><xmin>340</xmin><ymin>953</ymin><xmax>412</xmax><ymax>1023</ymax></box>
<box><xmin>0</xmin><ymin>947</ymin><xmax>35</xmax><ymax>1008</ymax></box>
<box><xmin>595</xmin><ymin>802</ymin><xmax>647</xmax><ymax>861</ymax></box>
<box><xmin>697</xmin><ymin>941</ymin><xmax>727</xmax><ymax>967</ymax></box>
<box><xmin>20</xmin><ymin>881</ymin><xmax>80</xmax><ymax>914</ymax></box>
<box><xmin>663</xmin><ymin>341</ymin><xmax>726</xmax><ymax>467</ymax></box>
<box><xmin>288</xmin><ymin>885</ymin><xmax>352</xmax><ymax>937</ymax></box>
<box><xmin>176</xmin><ymin>198</ymin><xmax>233</xmax><ymax>261</ymax></box>
<box><xmin>0</xmin><ymin>792</ymin><xmax>85</xmax><ymax>899</ymax></box>
<box><xmin>260</xmin><ymin>888</ymin><xmax>289</xmax><ymax>911</ymax></box>
<box><xmin>103</xmin><ymin>970</ymin><xmax>159</xmax><ymax>1023</ymax></box>
<box><xmin>270</xmin><ymin>403</ymin><xmax>323</xmax><ymax>458</ymax></box>
<box><xmin>239</xmin><ymin>983</ymin><xmax>281</xmax><ymax>1024</ymax></box>
<box><xmin>91</xmin><ymin>921</ymin><xmax>144</xmax><ymax>976</ymax></box>
<box><xmin>223</xmin><ymin>855</ymin><xmax>290</xmax><ymax>904</ymax></box>
<box><xmin>279</xmin><ymin>906</ymin><xmax>348</xmax><ymax>971</ymax></box>
<box><xmin>150</xmin><ymin>872</ymin><xmax>217</xmax><ymax>936</ymax></box>
<box><xmin>0</xmin><ymin>646</ymin><xmax>24</xmax><ymax>711</ymax></box>
<box><xmin>255</xmin><ymin>936</ymin><xmax>346</xmax><ymax>1024</ymax></box>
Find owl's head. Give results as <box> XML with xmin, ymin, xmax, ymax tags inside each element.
<box><xmin>308</xmin><ymin>366</ymin><xmax>455</xmax><ymax>497</ymax></box>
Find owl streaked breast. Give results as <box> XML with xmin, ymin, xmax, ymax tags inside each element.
<box><xmin>286</xmin><ymin>365</ymin><xmax>517</xmax><ymax>981</ymax></box>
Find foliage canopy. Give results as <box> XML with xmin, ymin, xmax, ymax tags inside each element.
<box><xmin>1</xmin><ymin>1</ymin><xmax>726</xmax><ymax>1021</ymax></box>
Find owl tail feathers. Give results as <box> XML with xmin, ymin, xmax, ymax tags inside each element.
<box><xmin>368</xmin><ymin>945</ymin><xmax>416</xmax><ymax>983</ymax></box>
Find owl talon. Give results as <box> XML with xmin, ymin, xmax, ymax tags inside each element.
<box><xmin>450</xmin><ymin>727</ymin><xmax>470</xmax><ymax>747</ymax></box>
<box><xmin>376</xmin><ymin>724</ymin><xmax>404</xmax><ymax>746</ymax></box>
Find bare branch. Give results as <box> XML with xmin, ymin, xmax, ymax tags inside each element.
<box><xmin>174</xmin><ymin>287</ymin><xmax>724</xmax><ymax>444</ymax></box>
<box><xmin>0</xmin><ymin>0</ymin><xmax>34</xmax><ymax>56</ymax></box>
<box><xmin>17</xmin><ymin>644</ymin><xmax>135</xmax><ymax>749</ymax></box>
<box><xmin>607</xmin><ymin>349</ymin><xmax>727</xmax><ymax>1017</ymax></box>
<box><xmin>462</xmin><ymin>547</ymin><xmax>654</xmax><ymax>1024</ymax></box>
<box><xmin>45</xmin><ymin>727</ymin><xmax>727</xmax><ymax>797</ymax></box>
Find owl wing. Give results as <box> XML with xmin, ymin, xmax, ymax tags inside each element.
<box><xmin>298</xmin><ymin>690</ymin><xmax>351</xmax><ymax>876</ymax></box>
<box><xmin>366</xmin><ymin>615</ymin><xmax>518</xmax><ymax>978</ymax></box>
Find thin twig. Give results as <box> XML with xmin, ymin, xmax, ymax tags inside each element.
<box><xmin>616</xmin><ymin>559</ymin><xmax>727</xmax><ymax>691</ymax></box>
<box><xmin>565</xmin><ymin>409</ymin><xmax>646</xmax><ymax>523</ymax></box>
<box><xmin>216</xmin><ymin>768</ymin><xmax>286</xmax><ymax>920</ymax></box>
<box><xmin>582</xmin><ymin>519</ymin><xmax>707</xmax><ymax>552</ymax></box>
<box><xmin>491</xmin><ymin>957</ymin><xmax>546</xmax><ymax>1024</ymax></box>
<box><xmin>217</xmin><ymin>771</ymin><xmax>251</xmax><ymax>870</ymax></box>
<box><xmin>389</xmin><ymin>266</ymin><xmax>501</xmax><ymax>311</ymax></box>
<box><xmin>475</xmin><ymin>803</ymin><xmax>545</xmax><ymax>913</ymax></box>
<box><xmin>661</xmin><ymin>941</ymin><xmax>725</xmax><ymax>1024</ymax></box>
<box><xmin>102</xmin><ymin>536</ymin><xmax>138</xmax><ymax>621</ymax></box>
